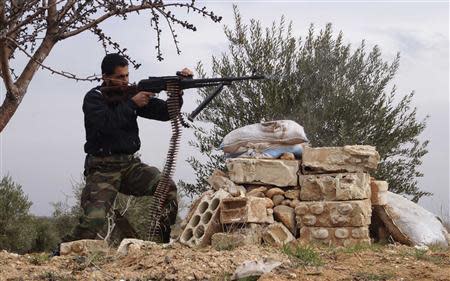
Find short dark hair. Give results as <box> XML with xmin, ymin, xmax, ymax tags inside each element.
<box><xmin>101</xmin><ymin>53</ymin><xmax>128</xmax><ymax>75</ymax></box>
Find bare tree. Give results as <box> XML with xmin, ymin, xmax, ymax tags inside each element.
<box><xmin>0</xmin><ymin>0</ymin><xmax>221</xmax><ymax>131</ymax></box>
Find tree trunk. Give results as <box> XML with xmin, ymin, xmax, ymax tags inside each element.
<box><xmin>0</xmin><ymin>90</ymin><xmax>22</xmax><ymax>132</ymax></box>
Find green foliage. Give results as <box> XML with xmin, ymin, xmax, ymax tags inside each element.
<box><xmin>282</xmin><ymin>244</ymin><xmax>324</xmax><ymax>267</ymax></box>
<box><xmin>30</xmin><ymin>217</ymin><xmax>60</xmax><ymax>252</ymax></box>
<box><xmin>0</xmin><ymin>175</ymin><xmax>36</xmax><ymax>253</ymax></box>
<box><xmin>181</xmin><ymin>7</ymin><xmax>429</xmax><ymax>201</ymax></box>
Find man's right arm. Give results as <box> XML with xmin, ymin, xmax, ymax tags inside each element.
<box><xmin>83</xmin><ymin>90</ymin><xmax>138</xmax><ymax>134</ymax></box>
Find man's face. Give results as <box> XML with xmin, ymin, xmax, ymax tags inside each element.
<box><xmin>103</xmin><ymin>65</ymin><xmax>129</xmax><ymax>86</ymax></box>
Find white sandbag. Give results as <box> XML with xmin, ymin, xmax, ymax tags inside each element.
<box><xmin>380</xmin><ymin>192</ymin><xmax>449</xmax><ymax>247</ymax></box>
<box><xmin>222</xmin><ymin>120</ymin><xmax>308</xmax><ymax>154</ymax></box>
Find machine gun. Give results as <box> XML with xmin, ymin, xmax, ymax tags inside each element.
<box><xmin>102</xmin><ymin>72</ymin><xmax>266</xmax><ymax>242</ymax></box>
<box><xmin>100</xmin><ymin>72</ymin><xmax>266</xmax><ymax>121</ymax></box>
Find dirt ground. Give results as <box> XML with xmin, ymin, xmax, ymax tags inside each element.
<box><xmin>0</xmin><ymin>242</ymin><xmax>449</xmax><ymax>281</ymax></box>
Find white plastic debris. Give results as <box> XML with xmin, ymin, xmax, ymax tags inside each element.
<box><xmin>231</xmin><ymin>259</ymin><xmax>282</xmax><ymax>280</ymax></box>
<box><xmin>380</xmin><ymin>192</ymin><xmax>449</xmax><ymax>247</ymax></box>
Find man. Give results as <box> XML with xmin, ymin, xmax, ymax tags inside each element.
<box><xmin>66</xmin><ymin>53</ymin><xmax>192</xmax><ymax>244</ymax></box>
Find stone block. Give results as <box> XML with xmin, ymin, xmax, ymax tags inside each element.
<box><xmin>299</xmin><ymin>173</ymin><xmax>371</xmax><ymax>201</ymax></box>
<box><xmin>302</xmin><ymin>145</ymin><xmax>380</xmax><ymax>174</ymax></box>
<box><xmin>248</xmin><ymin>197</ymin><xmax>274</xmax><ymax>223</ymax></box>
<box><xmin>295</xmin><ymin>199</ymin><xmax>371</xmax><ymax>227</ymax></box>
<box><xmin>220</xmin><ymin>196</ymin><xmax>273</xmax><ymax>224</ymax></box>
<box><xmin>371</xmin><ymin>180</ymin><xmax>388</xmax><ymax>206</ymax></box>
<box><xmin>298</xmin><ymin>226</ymin><xmax>371</xmax><ymax>247</ymax></box>
<box><xmin>262</xmin><ymin>222</ymin><xmax>295</xmax><ymax>246</ymax></box>
<box><xmin>180</xmin><ymin>189</ymin><xmax>230</xmax><ymax>247</ymax></box>
<box><xmin>60</xmin><ymin>239</ymin><xmax>108</xmax><ymax>256</ymax></box>
<box><xmin>227</xmin><ymin>158</ymin><xmax>299</xmax><ymax>187</ymax></box>
<box><xmin>273</xmin><ymin>205</ymin><xmax>297</xmax><ymax>236</ymax></box>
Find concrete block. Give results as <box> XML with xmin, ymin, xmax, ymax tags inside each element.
<box><xmin>220</xmin><ymin>197</ymin><xmax>273</xmax><ymax>224</ymax></box>
<box><xmin>299</xmin><ymin>173</ymin><xmax>371</xmax><ymax>201</ymax></box>
<box><xmin>371</xmin><ymin>180</ymin><xmax>388</xmax><ymax>206</ymax></box>
<box><xmin>180</xmin><ymin>189</ymin><xmax>230</xmax><ymax>247</ymax></box>
<box><xmin>220</xmin><ymin>197</ymin><xmax>248</xmax><ymax>224</ymax></box>
<box><xmin>227</xmin><ymin>158</ymin><xmax>299</xmax><ymax>187</ymax></box>
<box><xmin>298</xmin><ymin>226</ymin><xmax>371</xmax><ymax>247</ymax></box>
<box><xmin>60</xmin><ymin>239</ymin><xmax>108</xmax><ymax>256</ymax></box>
<box><xmin>295</xmin><ymin>199</ymin><xmax>372</xmax><ymax>227</ymax></box>
<box><xmin>262</xmin><ymin>222</ymin><xmax>295</xmax><ymax>246</ymax></box>
<box><xmin>302</xmin><ymin>145</ymin><xmax>380</xmax><ymax>174</ymax></box>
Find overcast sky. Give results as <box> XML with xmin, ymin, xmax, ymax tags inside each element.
<box><xmin>1</xmin><ymin>1</ymin><xmax>448</xmax><ymax>219</ymax></box>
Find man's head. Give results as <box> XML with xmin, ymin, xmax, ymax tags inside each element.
<box><xmin>101</xmin><ymin>53</ymin><xmax>129</xmax><ymax>86</ymax></box>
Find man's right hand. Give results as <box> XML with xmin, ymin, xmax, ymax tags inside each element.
<box><xmin>131</xmin><ymin>91</ymin><xmax>154</xmax><ymax>107</ymax></box>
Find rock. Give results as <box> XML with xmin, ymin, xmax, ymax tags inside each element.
<box><xmin>60</xmin><ymin>239</ymin><xmax>108</xmax><ymax>256</ymax></box>
<box><xmin>273</xmin><ymin>205</ymin><xmax>297</xmax><ymax>235</ymax></box>
<box><xmin>302</xmin><ymin>145</ymin><xmax>380</xmax><ymax>174</ymax></box>
<box><xmin>207</xmin><ymin>170</ymin><xmax>235</xmax><ymax>191</ymax></box>
<box><xmin>246</xmin><ymin>191</ymin><xmax>266</xmax><ymax>198</ymax></box>
<box><xmin>272</xmin><ymin>194</ymin><xmax>285</xmax><ymax>206</ymax></box>
<box><xmin>247</xmin><ymin>186</ymin><xmax>268</xmax><ymax>193</ymax></box>
<box><xmin>281</xmin><ymin>199</ymin><xmax>291</xmax><ymax>206</ymax></box>
<box><xmin>228</xmin><ymin>184</ymin><xmax>246</xmax><ymax>197</ymax></box>
<box><xmin>180</xmin><ymin>189</ymin><xmax>230</xmax><ymax>247</ymax></box>
<box><xmin>295</xmin><ymin>199</ymin><xmax>372</xmax><ymax>227</ymax></box>
<box><xmin>227</xmin><ymin>158</ymin><xmax>299</xmax><ymax>187</ymax></box>
<box><xmin>264</xmin><ymin>197</ymin><xmax>274</xmax><ymax>209</ymax></box>
<box><xmin>248</xmin><ymin>197</ymin><xmax>274</xmax><ymax>223</ymax></box>
<box><xmin>299</xmin><ymin>173</ymin><xmax>371</xmax><ymax>201</ymax></box>
<box><xmin>284</xmin><ymin>189</ymin><xmax>300</xmax><ymax>200</ymax></box>
<box><xmin>290</xmin><ymin>199</ymin><xmax>301</xmax><ymax>209</ymax></box>
<box><xmin>231</xmin><ymin>259</ymin><xmax>282</xmax><ymax>280</ymax></box>
<box><xmin>214</xmin><ymin>224</ymin><xmax>263</xmax><ymax>249</ymax></box>
<box><xmin>265</xmin><ymin>188</ymin><xmax>285</xmax><ymax>199</ymax></box>
<box><xmin>262</xmin><ymin>222</ymin><xmax>295</xmax><ymax>246</ymax></box>
<box><xmin>370</xmin><ymin>180</ymin><xmax>388</xmax><ymax>206</ymax></box>
<box><xmin>298</xmin><ymin>226</ymin><xmax>371</xmax><ymax>247</ymax></box>
<box><xmin>117</xmin><ymin>239</ymin><xmax>156</xmax><ymax>256</ymax></box>
<box><xmin>280</xmin><ymin>152</ymin><xmax>295</xmax><ymax>160</ymax></box>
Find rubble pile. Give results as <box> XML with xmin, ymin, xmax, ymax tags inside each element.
<box><xmin>180</xmin><ymin>145</ymin><xmax>384</xmax><ymax>248</ymax></box>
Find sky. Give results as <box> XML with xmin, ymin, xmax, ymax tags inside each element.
<box><xmin>0</xmin><ymin>1</ymin><xmax>449</xmax><ymax>219</ymax></box>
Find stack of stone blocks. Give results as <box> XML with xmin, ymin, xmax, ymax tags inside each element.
<box><xmin>179</xmin><ymin>145</ymin><xmax>381</xmax><ymax>248</ymax></box>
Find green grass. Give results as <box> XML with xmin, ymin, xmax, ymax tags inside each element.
<box><xmin>282</xmin><ymin>244</ymin><xmax>324</xmax><ymax>267</ymax></box>
<box><xmin>353</xmin><ymin>271</ymin><xmax>396</xmax><ymax>281</ymax></box>
<box><xmin>413</xmin><ymin>248</ymin><xmax>446</xmax><ymax>265</ymax></box>
<box><xmin>28</xmin><ymin>252</ymin><xmax>51</xmax><ymax>265</ymax></box>
<box><xmin>339</xmin><ymin>243</ymin><xmax>384</xmax><ymax>254</ymax></box>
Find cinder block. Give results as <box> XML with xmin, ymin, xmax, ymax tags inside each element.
<box><xmin>220</xmin><ymin>196</ymin><xmax>274</xmax><ymax>224</ymax></box>
<box><xmin>370</xmin><ymin>180</ymin><xmax>388</xmax><ymax>206</ymax></box>
<box><xmin>180</xmin><ymin>189</ymin><xmax>230</xmax><ymax>247</ymax></box>
<box><xmin>299</xmin><ymin>173</ymin><xmax>371</xmax><ymax>201</ymax></box>
<box><xmin>262</xmin><ymin>222</ymin><xmax>295</xmax><ymax>246</ymax></box>
<box><xmin>298</xmin><ymin>226</ymin><xmax>371</xmax><ymax>247</ymax></box>
<box><xmin>60</xmin><ymin>239</ymin><xmax>108</xmax><ymax>256</ymax></box>
<box><xmin>295</xmin><ymin>199</ymin><xmax>371</xmax><ymax>227</ymax></box>
<box><xmin>220</xmin><ymin>197</ymin><xmax>248</xmax><ymax>224</ymax></box>
<box><xmin>302</xmin><ymin>145</ymin><xmax>380</xmax><ymax>174</ymax></box>
<box><xmin>227</xmin><ymin>158</ymin><xmax>299</xmax><ymax>187</ymax></box>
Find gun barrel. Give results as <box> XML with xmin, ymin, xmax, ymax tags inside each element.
<box><xmin>181</xmin><ymin>75</ymin><xmax>266</xmax><ymax>90</ymax></box>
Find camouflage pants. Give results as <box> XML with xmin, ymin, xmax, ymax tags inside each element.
<box><xmin>66</xmin><ymin>154</ymin><xmax>177</xmax><ymax>243</ymax></box>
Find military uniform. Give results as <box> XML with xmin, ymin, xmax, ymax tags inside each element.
<box><xmin>66</xmin><ymin>86</ymin><xmax>180</xmax><ymax>243</ymax></box>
